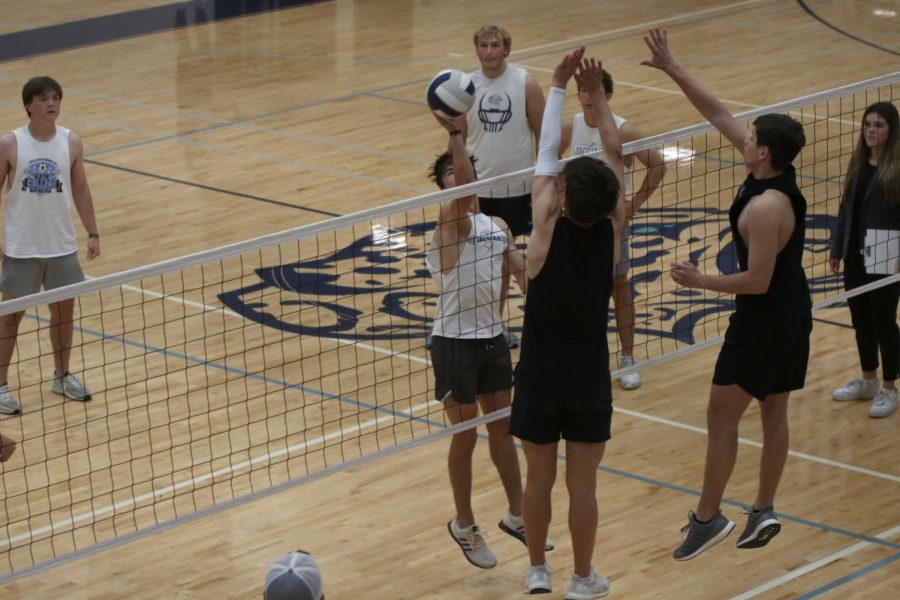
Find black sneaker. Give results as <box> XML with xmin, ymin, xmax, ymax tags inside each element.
<box><xmin>673</xmin><ymin>510</ymin><xmax>735</xmax><ymax>560</ymax></box>
<box><xmin>736</xmin><ymin>505</ymin><xmax>781</xmax><ymax>549</ymax></box>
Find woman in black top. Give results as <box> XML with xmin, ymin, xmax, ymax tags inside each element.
<box><xmin>829</xmin><ymin>102</ymin><xmax>900</xmax><ymax>418</ymax></box>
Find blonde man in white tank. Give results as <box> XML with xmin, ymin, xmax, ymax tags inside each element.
<box><xmin>458</xmin><ymin>25</ymin><xmax>546</xmax><ymax>348</ymax></box>
<box><xmin>559</xmin><ymin>71</ymin><xmax>667</xmax><ymax>391</ymax></box>
<box><xmin>0</xmin><ymin>76</ymin><xmax>101</xmax><ymax>414</ymax></box>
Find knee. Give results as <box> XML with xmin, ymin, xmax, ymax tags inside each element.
<box><xmin>451</xmin><ymin>429</ymin><xmax>478</xmax><ymax>453</ymax></box>
<box><xmin>759</xmin><ymin>408</ymin><xmax>788</xmax><ymax>434</ymax></box>
<box><xmin>485</xmin><ymin>417</ymin><xmax>512</xmax><ymax>440</ymax></box>
<box><xmin>565</xmin><ymin>473</ymin><xmax>597</xmax><ymax>499</ymax></box>
<box><xmin>50</xmin><ymin>301</ymin><xmax>75</xmax><ymax>322</ymax></box>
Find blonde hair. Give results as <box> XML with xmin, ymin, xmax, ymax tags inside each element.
<box><xmin>473</xmin><ymin>25</ymin><xmax>511</xmax><ymax>53</ymax></box>
<box><xmin>844</xmin><ymin>102</ymin><xmax>900</xmax><ymax>207</ymax></box>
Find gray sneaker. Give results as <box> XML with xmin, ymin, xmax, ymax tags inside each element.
<box><xmin>736</xmin><ymin>505</ymin><xmax>781</xmax><ymax>549</ymax></box>
<box><xmin>524</xmin><ymin>563</ymin><xmax>552</xmax><ymax>594</ymax></box>
<box><xmin>52</xmin><ymin>373</ymin><xmax>92</xmax><ymax>401</ymax></box>
<box><xmin>498</xmin><ymin>510</ymin><xmax>555</xmax><ymax>551</ymax></box>
<box><xmin>447</xmin><ymin>519</ymin><xmax>496</xmax><ymax>569</ymax></box>
<box><xmin>673</xmin><ymin>510</ymin><xmax>735</xmax><ymax>561</ymax></box>
<box><xmin>618</xmin><ymin>355</ymin><xmax>641</xmax><ymax>390</ymax></box>
<box><xmin>869</xmin><ymin>387</ymin><xmax>898</xmax><ymax>418</ymax></box>
<box><xmin>833</xmin><ymin>378</ymin><xmax>879</xmax><ymax>401</ymax></box>
<box><xmin>564</xmin><ymin>567</ymin><xmax>609</xmax><ymax>599</ymax></box>
<box><xmin>0</xmin><ymin>384</ymin><xmax>21</xmax><ymax>415</ymax></box>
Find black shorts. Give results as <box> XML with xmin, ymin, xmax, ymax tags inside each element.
<box><xmin>509</xmin><ymin>369</ymin><xmax>613</xmax><ymax>444</ymax></box>
<box><xmin>712</xmin><ymin>311</ymin><xmax>812</xmax><ymax>400</ymax></box>
<box><xmin>478</xmin><ymin>194</ymin><xmax>532</xmax><ymax>237</ymax></box>
<box><xmin>430</xmin><ymin>334</ymin><xmax>512</xmax><ymax>404</ymax></box>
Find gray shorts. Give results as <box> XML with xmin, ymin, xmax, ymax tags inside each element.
<box><xmin>615</xmin><ymin>221</ymin><xmax>632</xmax><ymax>277</ymax></box>
<box><xmin>0</xmin><ymin>253</ymin><xmax>85</xmax><ymax>298</ymax></box>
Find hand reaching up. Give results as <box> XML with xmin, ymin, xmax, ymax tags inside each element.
<box><xmin>551</xmin><ymin>46</ymin><xmax>585</xmax><ymax>89</ymax></box>
<box><xmin>577</xmin><ymin>57</ymin><xmax>605</xmax><ymax>96</ymax></box>
<box><xmin>641</xmin><ymin>28</ymin><xmax>677</xmax><ymax>72</ymax></box>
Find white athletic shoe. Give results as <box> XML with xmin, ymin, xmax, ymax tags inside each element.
<box><xmin>498</xmin><ymin>510</ymin><xmax>555</xmax><ymax>551</ymax></box>
<box><xmin>0</xmin><ymin>384</ymin><xmax>21</xmax><ymax>415</ymax></box>
<box><xmin>833</xmin><ymin>378</ymin><xmax>879</xmax><ymax>401</ymax></box>
<box><xmin>564</xmin><ymin>567</ymin><xmax>610</xmax><ymax>599</ymax></box>
<box><xmin>525</xmin><ymin>563</ymin><xmax>552</xmax><ymax>594</ymax></box>
<box><xmin>52</xmin><ymin>373</ymin><xmax>92</xmax><ymax>401</ymax></box>
<box><xmin>618</xmin><ymin>355</ymin><xmax>641</xmax><ymax>390</ymax></box>
<box><xmin>869</xmin><ymin>388</ymin><xmax>898</xmax><ymax>418</ymax></box>
<box><xmin>447</xmin><ymin>519</ymin><xmax>496</xmax><ymax>569</ymax></box>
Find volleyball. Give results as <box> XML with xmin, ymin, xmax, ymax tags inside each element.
<box><xmin>427</xmin><ymin>69</ymin><xmax>476</xmax><ymax>119</ymax></box>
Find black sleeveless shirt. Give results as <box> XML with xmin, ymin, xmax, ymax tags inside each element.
<box><xmin>518</xmin><ymin>216</ymin><xmax>614</xmax><ymax>380</ymax></box>
<box><xmin>730</xmin><ymin>165</ymin><xmax>811</xmax><ymax>318</ymax></box>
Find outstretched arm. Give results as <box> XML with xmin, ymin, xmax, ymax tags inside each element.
<box><xmin>580</xmin><ymin>57</ymin><xmax>626</xmax><ymax>245</ymax></box>
<box><xmin>641</xmin><ymin>28</ymin><xmax>747</xmax><ymax>150</ymax></box>
<box><xmin>528</xmin><ymin>47</ymin><xmax>585</xmax><ymax>276</ymax></box>
<box><xmin>433</xmin><ymin>113</ymin><xmax>476</xmax><ymax>273</ymax></box>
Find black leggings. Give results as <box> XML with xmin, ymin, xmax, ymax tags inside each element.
<box><xmin>844</xmin><ymin>252</ymin><xmax>900</xmax><ymax>381</ymax></box>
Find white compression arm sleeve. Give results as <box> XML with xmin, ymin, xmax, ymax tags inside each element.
<box><xmin>534</xmin><ymin>86</ymin><xmax>565</xmax><ymax>177</ymax></box>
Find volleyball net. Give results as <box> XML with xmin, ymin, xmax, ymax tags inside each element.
<box><xmin>0</xmin><ymin>72</ymin><xmax>897</xmax><ymax>578</ymax></box>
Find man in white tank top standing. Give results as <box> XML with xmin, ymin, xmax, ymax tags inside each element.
<box><xmin>0</xmin><ymin>76</ymin><xmax>101</xmax><ymax>414</ymax></box>
<box><xmin>426</xmin><ymin>112</ymin><xmax>548</xmax><ymax>570</ymax></box>
<box><xmin>460</xmin><ymin>25</ymin><xmax>546</xmax><ymax>348</ymax></box>
<box><xmin>559</xmin><ymin>70</ymin><xmax>667</xmax><ymax>391</ymax></box>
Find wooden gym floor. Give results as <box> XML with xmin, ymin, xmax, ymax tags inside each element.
<box><xmin>0</xmin><ymin>0</ymin><xmax>897</xmax><ymax>597</ymax></box>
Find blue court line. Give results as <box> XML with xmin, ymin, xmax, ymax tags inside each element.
<box><xmin>0</xmin><ymin>0</ymin><xmax>326</xmax><ymax>63</ymax></box>
<box><xmin>24</xmin><ymin>314</ymin><xmax>900</xmax><ymax>553</ymax></box>
<box><xmin>795</xmin><ymin>552</ymin><xmax>900</xmax><ymax>599</ymax></box>
<box><xmin>84</xmin><ymin>160</ymin><xmax>342</xmax><ymax>218</ymax></box>
<box><xmin>26</xmin><ymin>314</ymin><xmax>444</xmax><ymax>431</ymax></box>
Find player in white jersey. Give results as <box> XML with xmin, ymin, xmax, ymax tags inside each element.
<box><xmin>427</xmin><ymin>112</ymin><xmax>549</xmax><ymax>569</ymax></box>
<box><xmin>559</xmin><ymin>70</ymin><xmax>667</xmax><ymax>390</ymax></box>
<box><xmin>0</xmin><ymin>77</ymin><xmax>101</xmax><ymax>414</ymax></box>
<box><xmin>457</xmin><ymin>25</ymin><xmax>546</xmax><ymax>348</ymax></box>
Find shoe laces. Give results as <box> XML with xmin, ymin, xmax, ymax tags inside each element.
<box><xmin>873</xmin><ymin>389</ymin><xmax>896</xmax><ymax>406</ymax></box>
<box><xmin>464</xmin><ymin>525</ymin><xmax>487</xmax><ymax>550</ymax></box>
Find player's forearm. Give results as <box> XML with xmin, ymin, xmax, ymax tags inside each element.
<box><xmin>663</xmin><ymin>65</ymin><xmax>734</xmax><ymax>132</ymax></box>
<box><xmin>589</xmin><ymin>91</ymin><xmax>622</xmax><ymax>161</ymax></box>
<box><xmin>73</xmin><ymin>190</ymin><xmax>99</xmax><ymax>235</ymax></box>
<box><xmin>628</xmin><ymin>161</ymin><xmax>666</xmax><ymax>216</ymax></box>
<box><xmin>698</xmin><ymin>270</ymin><xmax>771</xmax><ymax>295</ymax></box>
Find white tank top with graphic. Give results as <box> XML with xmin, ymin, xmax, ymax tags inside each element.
<box><xmin>427</xmin><ymin>212</ymin><xmax>506</xmax><ymax>339</ymax></box>
<box><xmin>570</xmin><ymin>113</ymin><xmax>632</xmax><ymax>196</ymax></box>
<box><xmin>466</xmin><ymin>65</ymin><xmax>533</xmax><ymax>198</ymax></box>
<box><xmin>4</xmin><ymin>125</ymin><xmax>77</xmax><ymax>258</ymax></box>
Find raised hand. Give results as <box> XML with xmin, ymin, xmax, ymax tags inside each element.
<box><xmin>432</xmin><ymin>111</ymin><xmax>466</xmax><ymax>133</ymax></box>
<box><xmin>641</xmin><ymin>28</ymin><xmax>676</xmax><ymax>72</ymax></box>
<box><xmin>577</xmin><ymin>57</ymin><xmax>605</xmax><ymax>95</ymax></box>
<box><xmin>551</xmin><ymin>46</ymin><xmax>586</xmax><ymax>89</ymax></box>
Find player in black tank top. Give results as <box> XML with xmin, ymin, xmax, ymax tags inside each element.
<box><xmin>730</xmin><ymin>165</ymin><xmax>811</xmax><ymax>317</ymax></box>
<box><xmin>644</xmin><ymin>27</ymin><xmax>812</xmax><ymax>561</ymax></box>
<box><xmin>517</xmin><ymin>216</ymin><xmax>614</xmax><ymax>381</ymax></box>
<box><xmin>509</xmin><ymin>51</ymin><xmax>624</xmax><ymax>597</ymax></box>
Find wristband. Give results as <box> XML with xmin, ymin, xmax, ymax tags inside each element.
<box><xmin>88</xmin><ymin>233</ymin><xmax>100</xmax><ymax>239</ymax></box>
<box><xmin>449</xmin><ymin>129</ymin><xmax>462</xmax><ymax>136</ymax></box>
